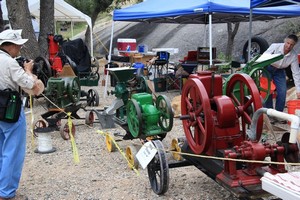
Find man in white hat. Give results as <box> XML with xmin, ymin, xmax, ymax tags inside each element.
<box><xmin>0</xmin><ymin>29</ymin><xmax>44</xmax><ymax>200</ymax></box>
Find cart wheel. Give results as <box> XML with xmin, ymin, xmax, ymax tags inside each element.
<box><xmin>147</xmin><ymin>140</ymin><xmax>169</xmax><ymax>195</ymax></box>
<box><xmin>85</xmin><ymin>111</ymin><xmax>94</xmax><ymax>127</ymax></box>
<box><xmin>127</xmin><ymin>99</ymin><xmax>143</xmax><ymax>138</ymax></box>
<box><xmin>170</xmin><ymin>137</ymin><xmax>185</xmax><ymax>161</ymax></box>
<box><xmin>60</xmin><ymin>122</ymin><xmax>76</xmax><ymax>140</ymax></box>
<box><xmin>33</xmin><ymin>119</ymin><xmax>47</xmax><ymax>137</ymax></box>
<box><xmin>126</xmin><ymin>145</ymin><xmax>139</xmax><ymax>170</ymax></box>
<box><xmin>105</xmin><ymin>134</ymin><xmax>116</xmax><ymax>152</ymax></box>
<box><xmin>225</xmin><ymin>73</ymin><xmax>263</xmax><ymax>140</ymax></box>
<box><xmin>87</xmin><ymin>89</ymin><xmax>99</xmax><ymax>106</ymax></box>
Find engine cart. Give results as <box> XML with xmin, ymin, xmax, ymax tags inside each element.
<box><xmin>145</xmin><ymin>71</ymin><xmax>299</xmax><ymax>199</ymax></box>
<box><xmin>33</xmin><ymin>65</ymin><xmax>99</xmax><ymax>140</ymax></box>
<box><xmin>95</xmin><ymin>67</ymin><xmax>173</xmax><ymax>169</ymax></box>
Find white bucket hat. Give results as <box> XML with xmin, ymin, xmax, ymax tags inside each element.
<box><xmin>0</xmin><ymin>29</ymin><xmax>28</xmax><ymax>45</ymax></box>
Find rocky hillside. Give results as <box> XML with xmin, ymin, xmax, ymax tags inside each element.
<box><xmin>93</xmin><ymin>17</ymin><xmax>300</xmax><ymax>63</ymax></box>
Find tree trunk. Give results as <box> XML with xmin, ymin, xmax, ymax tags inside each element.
<box><xmin>38</xmin><ymin>0</ymin><xmax>54</xmax><ymax>58</ymax></box>
<box><xmin>84</xmin><ymin>0</ymin><xmax>114</xmax><ymax>56</ymax></box>
<box><xmin>6</xmin><ymin>0</ymin><xmax>39</xmax><ymax>59</ymax></box>
<box><xmin>226</xmin><ymin>22</ymin><xmax>239</xmax><ymax>61</ymax></box>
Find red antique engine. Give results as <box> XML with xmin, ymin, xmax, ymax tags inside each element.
<box><xmin>178</xmin><ymin>71</ymin><xmax>299</xmax><ymax>198</ymax></box>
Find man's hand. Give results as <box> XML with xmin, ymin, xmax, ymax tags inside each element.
<box><xmin>297</xmin><ymin>92</ymin><xmax>300</xmax><ymax>99</ymax></box>
<box><xmin>23</xmin><ymin>59</ymin><xmax>34</xmax><ymax>73</ymax></box>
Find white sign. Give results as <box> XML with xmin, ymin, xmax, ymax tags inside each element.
<box><xmin>136</xmin><ymin>141</ymin><xmax>157</xmax><ymax>169</ymax></box>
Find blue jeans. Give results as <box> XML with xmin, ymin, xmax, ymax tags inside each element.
<box><xmin>0</xmin><ymin>109</ymin><xmax>26</xmax><ymax>198</ymax></box>
<box><xmin>264</xmin><ymin>65</ymin><xmax>287</xmax><ymax>112</ymax></box>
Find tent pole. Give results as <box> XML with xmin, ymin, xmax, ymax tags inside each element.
<box><xmin>90</xmin><ymin>26</ymin><xmax>93</xmax><ymax>56</ymax></box>
<box><xmin>209</xmin><ymin>14</ymin><xmax>212</xmax><ymax>67</ymax></box>
<box><xmin>248</xmin><ymin>9</ymin><xmax>253</xmax><ymax>62</ymax></box>
<box><xmin>71</xmin><ymin>21</ymin><xmax>74</xmax><ymax>37</ymax></box>
<box><xmin>104</xmin><ymin>20</ymin><xmax>115</xmax><ymax>98</ymax></box>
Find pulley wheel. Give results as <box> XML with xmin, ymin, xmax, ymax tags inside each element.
<box><xmin>67</xmin><ymin>77</ymin><xmax>81</xmax><ymax>103</ymax></box>
<box><xmin>156</xmin><ymin>95</ymin><xmax>173</xmax><ymax>132</ymax></box>
<box><xmin>139</xmin><ymin>76</ymin><xmax>151</xmax><ymax>93</ymax></box>
<box><xmin>33</xmin><ymin>119</ymin><xmax>47</xmax><ymax>137</ymax></box>
<box><xmin>249</xmin><ymin>67</ymin><xmax>271</xmax><ymax>103</ymax></box>
<box><xmin>225</xmin><ymin>73</ymin><xmax>263</xmax><ymax>140</ymax></box>
<box><xmin>87</xmin><ymin>89</ymin><xmax>99</xmax><ymax>106</ymax></box>
<box><xmin>105</xmin><ymin>135</ymin><xmax>116</xmax><ymax>152</ymax></box>
<box><xmin>127</xmin><ymin>99</ymin><xmax>142</xmax><ymax>138</ymax></box>
<box><xmin>126</xmin><ymin>145</ymin><xmax>139</xmax><ymax>170</ymax></box>
<box><xmin>60</xmin><ymin>122</ymin><xmax>76</xmax><ymax>140</ymax></box>
<box><xmin>181</xmin><ymin>78</ymin><xmax>214</xmax><ymax>154</ymax></box>
<box><xmin>85</xmin><ymin>110</ymin><xmax>94</xmax><ymax>127</ymax></box>
<box><xmin>147</xmin><ymin>140</ymin><xmax>169</xmax><ymax>195</ymax></box>
<box><xmin>34</xmin><ymin>56</ymin><xmax>52</xmax><ymax>86</ymax></box>
<box><xmin>170</xmin><ymin>137</ymin><xmax>185</xmax><ymax>161</ymax></box>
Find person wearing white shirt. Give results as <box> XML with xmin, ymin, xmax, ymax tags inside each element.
<box><xmin>263</xmin><ymin>34</ymin><xmax>300</xmax><ymax>121</ymax></box>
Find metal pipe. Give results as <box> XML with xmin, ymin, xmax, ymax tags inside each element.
<box><xmin>248</xmin><ymin>108</ymin><xmax>300</xmax><ymax>143</ymax></box>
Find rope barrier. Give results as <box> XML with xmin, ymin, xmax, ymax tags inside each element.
<box><xmin>29</xmin><ymin>92</ymin><xmax>300</xmax><ymax>173</ymax></box>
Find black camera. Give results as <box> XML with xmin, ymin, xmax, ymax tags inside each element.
<box><xmin>16</xmin><ymin>56</ymin><xmax>30</xmax><ymax>68</ymax></box>
<box><xmin>15</xmin><ymin>56</ymin><xmax>40</xmax><ymax>75</ymax></box>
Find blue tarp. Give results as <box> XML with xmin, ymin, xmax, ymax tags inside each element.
<box><xmin>113</xmin><ymin>0</ymin><xmax>300</xmax><ymax>24</ymax></box>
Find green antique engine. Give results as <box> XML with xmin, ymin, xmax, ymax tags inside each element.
<box><xmin>127</xmin><ymin>92</ymin><xmax>173</xmax><ymax>139</ymax></box>
<box><xmin>44</xmin><ymin>76</ymin><xmax>81</xmax><ymax>108</ymax></box>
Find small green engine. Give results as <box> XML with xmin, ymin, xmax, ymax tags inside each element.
<box><xmin>126</xmin><ymin>92</ymin><xmax>173</xmax><ymax>139</ymax></box>
<box><xmin>44</xmin><ymin>76</ymin><xmax>81</xmax><ymax>108</ymax></box>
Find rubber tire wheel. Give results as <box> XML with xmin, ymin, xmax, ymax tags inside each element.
<box><xmin>242</xmin><ymin>37</ymin><xmax>269</xmax><ymax>62</ymax></box>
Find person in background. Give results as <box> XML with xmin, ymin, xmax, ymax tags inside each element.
<box><xmin>263</xmin><ymin>34</ymin><xmax>300</xmax><ymax>124</ymax></box>
<box><xmin>0</xmin><ymin>29</ymin><xmax>44</xmax><ymax>200</ymax></box>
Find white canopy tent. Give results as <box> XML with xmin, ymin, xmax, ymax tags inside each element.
<box><xmin>1</xmin><ymin>0</ymin><xmax>93</xmax><ymax>55</ymax></box>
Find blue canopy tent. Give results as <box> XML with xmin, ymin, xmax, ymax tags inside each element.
<box><xmin>251</xmin><ymin>0</ymin><xmax>300</xmax><ymax>7</ymax></box>
<box><xmin>104</xmin><ymin>0</ymin><xmax>300</xmax><ymax>96</ymax></box>
<box><xmin>111</xmin><ymin>0</ymin><xmax>300</xmax><ymax>64</ymax></box>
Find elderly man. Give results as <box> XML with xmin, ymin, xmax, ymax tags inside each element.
<box><xmin>0</xmin><ymin>29</ymin><xmax>44</xmax><ymax>200</ymax></box>
<box><xmin>263</xmin><ymin>34</ymin><xmax>300</xmax><ymax>124</ymax></box>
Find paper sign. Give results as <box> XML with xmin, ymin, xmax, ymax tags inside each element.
<box><xmin>136</xmin><ymin>141</ymin><xmax>157</xmax><ymax>169</ymax></box>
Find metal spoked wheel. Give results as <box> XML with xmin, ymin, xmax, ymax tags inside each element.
<box><xmin>105</xmin><ymin>134</ymin><xmax>116</xmax><ymax>152</ymax></box>
<box><xmin>34</xmin><ymin>56</ymin><xmax>52</xmax><ymax>86</ymax></box>
<box><xmin>87</xmin><ymin>89</ymin><xmax>99</xmax><ymax>106</ymax></box>
<box><xmin>60</xmin><ymin>122</ymin><xmax>76</xmax><ymax>140</ymax></box>
<box><xmin>225</xmin><ymin>73</ymin><xmax>263</xmax><ymax>141</ymax></box>
<box><xmin>147</xmin><ymin>140</ymin><xmax>169</xmax><ymax>195</ymax></box>
<box><xmin>33</xmin><ymin>119</ymin><xmax>47</xmax><ymax>137</ymax></box>
<box><xmin>125</xmin><ymin>145</ymin><xmax>139</xmax><ymax>170</ymax></box>
<box><xmin>85</xmin><ymin>110</ymin><xmax>94</xmax><ymax>126</ymax></box>
<box><xmin>156</xmin><ymin>95</ymin><xmax>173</xmax><ymax>132</ymax></box>
<box><xmin>139</xmin><ymin>76</ymin><xmax>151</xmax><ymax>93</ymax></box>
<box><xmin>127</xmin><ymin>99</ymin><xmax>143</xmax><ymax>138</ymax></box>
<box><xmin>249</xmin><ymin>68</ymin><xmax>271</xmax><ymax>103</ymax></box>
<box><xmin>181</xmin><ymin>78</ymin><xmax>214</xmax><ymax>154</ymax></box>
<box><xmin>68</xmin><ymin>78</ymin><xmax>81</xmax><ymax>103</ymax></box>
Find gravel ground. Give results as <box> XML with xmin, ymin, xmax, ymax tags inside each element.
<box><xmin>16</xmin><ymin>65</ymin><xmax>298</xmax><ymax>200</ymax></box>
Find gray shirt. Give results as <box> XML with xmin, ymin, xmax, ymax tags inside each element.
<box><xmin>0</xmin><ymin>50</ymin><xmax>34</xmax><ymax>91</ymax></box>
<box><xmin>263</xmin><ymin>43</ymin><xmax>300</xmax><ymax>92</ymax></box>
